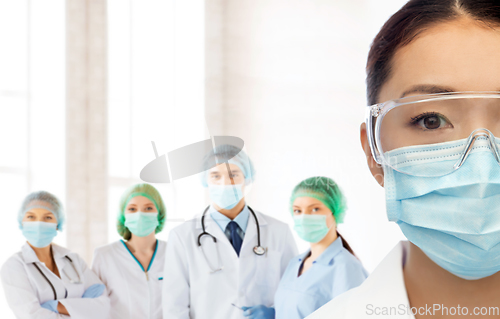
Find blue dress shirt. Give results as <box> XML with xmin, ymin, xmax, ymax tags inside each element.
<box><xmin>274</xmin><ymin>236</ymin><xmax>368</xmax><ymax>319</ymax></box>
<box><xmin>209</xmin><ymin>204</ymin><xmax>250</xmax><ymax>241</ymax></box>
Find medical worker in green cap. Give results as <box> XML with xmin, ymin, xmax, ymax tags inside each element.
<box><xmin>92</xmin><ymin>183</ymin><xmax>167</xmax><ymax>319</ymax></box>
<box><xmin>273</xmin><ymin>176</ymin><xmax>368</xmax><ymax>319</ymax></box>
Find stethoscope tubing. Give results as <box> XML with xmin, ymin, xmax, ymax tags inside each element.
<box><xmin>197</xmin><ymin>205</ymin><xmax>265</xmax><ymax>255</ymax></box>
<box><xmin>33</xmin><ymin>255</ymin><xmax>81</xmax><ymax>300</ymax></box>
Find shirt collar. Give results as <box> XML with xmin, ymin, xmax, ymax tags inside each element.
<box><xmin>209</xmin><ymin>204</ymin><xmax>250</xmax><ymax>233</ymax></box>
<box><xmin>297</xmin><ymin>235</ymin><xmax>344</xmax><ymax>266</ymax></box>
<box><xmin>316</xmin><ymin>235</ymin><xmax>344</xmax><ymax>265</ymax></box>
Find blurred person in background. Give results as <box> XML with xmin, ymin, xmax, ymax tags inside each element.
<box><xmin>162</xmin><ymin>145</ymin><xmax>298</xmax><ymax>319</ymax></box>
<box><xmin>1</xmin><ymin>191</ymin><xmax>110</xmax><ymax>318</ymax></box>
<box><xmin>273</xmin><ymin>176</ymin><xmax>367</xmax><ymax>319</ymax></box>
<box><xmin>92</xmin><ymin>183</ymin><xmax>167</xmax><ymax>319</ymax></box>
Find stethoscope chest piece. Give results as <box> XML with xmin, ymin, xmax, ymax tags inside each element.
<box><xmin>253</xmin><ymin>246</ymin><xmax>266</xmax><ymax>256</ymax></box>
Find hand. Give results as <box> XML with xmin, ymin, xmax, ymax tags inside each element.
<box><xmin>41</xmin><ymin>300</ymin><xmax>59</xmax><ymax>313</ymax></box>
<box><xmin>57</xmin><ymin>302</ymin><xmax>70</xmax><ymax>316</ymax></box>
<box><xmin>82</xmin><ymin>284</ymin><xmax>105</xmax><ymax>298</ymax></box>
<box><xmin>242</xmin><ymin>305</ymin><xmax>275</xmax><ymax>319</ymax></box>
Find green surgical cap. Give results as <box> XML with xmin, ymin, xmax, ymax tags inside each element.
<box><xmin>117</xmin><ymin>183</ymin><xmax>166</xmax><ymax>240</ymax></box>
<box><xmin>289</xmin><ymin>176</ymin><xmax>347</xmax><ymax>224</ymax></box>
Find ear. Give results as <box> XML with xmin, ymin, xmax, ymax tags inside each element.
<box><xmin>328</xmin><ymin>213</ymin><xmax>338</xmax><ymax>230</ymax></box>
<box><xmin>360</xmin><ymin>122</ymin><xmax>384</xmax><ymax>187</ymax></box>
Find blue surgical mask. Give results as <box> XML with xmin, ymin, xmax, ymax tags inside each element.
<box><xmin>22</xmin><ymin>222</ymin><xmax>58</xmax><ymax>248</ymax></box>
<box><xmin>293</xmin><ymin>214</ymin><xmax>331</xmax><ymax>243</ymax></box>
<box><xmin>384</xmin><ymin>137</ymin><xmax>500</xmax><ymax>280</ymax></box>
<box><xmin>209</xmin><ymin>184</ymin><xmax>244</xmax><ymax>209</ymax></box>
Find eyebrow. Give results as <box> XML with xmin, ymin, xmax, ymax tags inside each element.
<box><xmin>292</xmin><ymin>204</ymin><xmax>322</xmax><ymax>208</ymax></box>
<box><xmin>26</xmin><ymin>211</ymin><xmax>53</xmax><ymax>215</ymax></box>
<box><xmin>210</xmin><ymin>170</ymin><xmax>241</xmax><ymax>174</ymax></box>
<box><xmin>306</xmin><ymin>204</ymin><xmax>321</xmax><ymax>208</ymax></box>
<box><xmin>400</xmin><ymin>85</ymin><xmax>455</xmax><ymax>98</ymax></box>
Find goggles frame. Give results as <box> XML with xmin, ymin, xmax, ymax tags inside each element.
<box><xmin>365</xmin><ymin>92</ymin><xmax>500</xmax><ymax>168</ymax></box>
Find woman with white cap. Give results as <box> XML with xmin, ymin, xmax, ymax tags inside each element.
<box><xmin>0</xmin><ymin>190</ymin><xmax>110</xmax><ymax>318</ymax></box>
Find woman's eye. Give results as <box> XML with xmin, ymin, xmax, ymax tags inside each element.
<box><xmin>312</xmin><ymin>207</ymin><xmax>320</xmax><ymax>212</ymax></box>
<box><xmin>46</xmin><ymin>216</ymin><xmax>52</xmax><ymax>220</ymax></box>
<box><xmin>411</xmin><ymin>112</ymin><xmax>451</xmax><ymax>130</ymax></box>
<box><xmin>293</xmin><ymin>209</ymin><xmax>301</xmax><ymax>214</ymax></box>
<box><xmin>128</xmin><ymin>208</ymin><xmax>136</xmax><ymax>212</ymax></box>
<box><xmin>147</xmin><ymin>207</ymin><xmax>153</xmax><ymax>211</ymax></box>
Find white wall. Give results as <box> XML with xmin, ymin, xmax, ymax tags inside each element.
<box><xmin>206</xmin><ymin>0</ymin><xmax>410</xmax><ymax>271</ymax></box>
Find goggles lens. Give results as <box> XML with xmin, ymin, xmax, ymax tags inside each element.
<box><xmin>372</xmin><ymin>95</ymin><xmax>500</xmax><ymax>176</ymax></box>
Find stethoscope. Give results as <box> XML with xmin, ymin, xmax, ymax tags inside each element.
<box><xmin>32</xmin><ymin>255</ymin><xmax>82</xmax><ymax>300</ymax></box>
<box><xmin>197</xmin><ymin>205</ymin><xmax>267</xmax><ymax>273</ymax></box>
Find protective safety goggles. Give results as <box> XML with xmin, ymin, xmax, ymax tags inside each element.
<box><xmin>365</xmin><ymin>92</ymin><xmax>500</xmax><ymax>177</ymax></box>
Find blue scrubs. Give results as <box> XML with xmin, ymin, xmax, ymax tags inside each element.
<box><xmin>274</xmin><ymin>237</ymin><xmax>368</xmax><ymax>319</ymax></box>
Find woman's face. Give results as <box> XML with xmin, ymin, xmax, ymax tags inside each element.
<box><xmin>125</xmin><ymin>196</ymin><xmax>157</xmax><ymax>213</ymax></box>
<box><xmin>23</xmin><ymin>208</ymin><xmax>57</xmax><ymax>225</ymax></box>
<box><xmin>292</xmin><ymin>196</ymin><xmax>336</xmax><ymax>229</ymax></box>
<box><xmin>361</xmin><ymin>18</ymin><xmax>500</xmax><ymax>185</ymax></box>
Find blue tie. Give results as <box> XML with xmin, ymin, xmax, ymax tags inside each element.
<box><xmin>227</xmin><ymin>221</ymin><xmax>242</xmax><ymax>256</ymax></box>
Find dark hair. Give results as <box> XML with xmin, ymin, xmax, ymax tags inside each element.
<box><xmin>367</xmin><ymin>0</ymin><xmax>500</xmax><ymax>105</ymax></box>
<box><xmin>337</xmin><ymin>231</ymin><xmax>356</xmax><ymax>256</ymax></box>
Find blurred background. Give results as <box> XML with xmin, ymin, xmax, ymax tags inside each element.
<box><xmin>0</xmin><ymin>0</ymin><xmax>409</xmax><ymax>315</ymax></box>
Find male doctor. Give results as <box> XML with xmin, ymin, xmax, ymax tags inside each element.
<box><xmin>162</xmin><ymin>144</ymin><xmax>298</xmax><ymax>319</ymax></box>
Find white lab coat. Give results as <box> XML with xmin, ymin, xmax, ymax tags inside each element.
<box><xmin>306</xmin><ymin>241</ymin><xmax>415</xmax><ymax>319</ymax></box>
<box><xmin>162</xmin><ymin>209</ymin><xmax>298</xmax><ymax>319</ymax></box>
<box><xmin>92</xmin><ymin>239</ymin><xmax>166</xmax><ymax>319</ymax></box>
<box><xmin>0</xmin><ymin>243</ymin><xmax>110</xmax><ymax>319</ymax></box>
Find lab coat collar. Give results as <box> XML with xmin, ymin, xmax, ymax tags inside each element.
<box><xmin>21</xmin><ymin>242</ymin><xmax>71</xmax><ymax>264</ymax></box>
<box><xmin>195</xmin><ymin>205</ymin><xmax>268</xmax><ymax>229</ymax></box>
<box><xmin>344</xmin><ymin>241</ymin><xmax>413</xmax><ymax>318</ymax></box>
<box><xmin>195</xmin><ymin>209</ymin><xmax>234</xmax><ymax>249</ymax></box>
<box><xmin>194</xmin><ymin>206</ymin><xmax>269</xmax><ymax>258</ymax></box>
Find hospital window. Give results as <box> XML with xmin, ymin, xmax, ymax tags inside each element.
<box><xmin>107</xmin><ymin>0</ymin><xmax>206</xmax><ymax>243</ymax></box>
<box><xmin>0</xmin><ymin>0</ymin><xmax>65</xmax><ymax>317</ymax></box>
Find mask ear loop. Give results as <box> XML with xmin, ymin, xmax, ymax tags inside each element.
<box><xmin>488</xmin><ymin>132</ymin><xmax>500</xmax><ymax>166</ymax></box>
<box><xmin>454</xmin><ymin>128</ymin><xmax>500</xmax><ymax>170</ymax></box>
